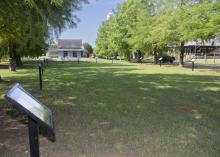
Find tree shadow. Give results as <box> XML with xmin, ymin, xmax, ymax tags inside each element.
<box><xmin>0</xmin><ymin>64</ymin><xmax>8</xmax><ymax>69</ymax></box>
<box><xmin>183</xmin><ymin>63</ymin><xmax>220</xmax><ymax>73</ymax></box>
<box><xmin>1</xmin><ymin>62</ymin><xmax>220</xmax><ymax>157</ymax></box>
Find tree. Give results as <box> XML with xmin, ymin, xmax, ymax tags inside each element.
<box><xmin>0</xmin><ymin>0</ymin><xmax>87</xmax><ymax>71</ymax></box>
<box><xmin>168</xmin><ymin>0</ymin><xmax>219</xmax><ymax>67</ymax></box>
<box><xmin>83</xmin><ymin>43</ymin><xmax>93</xmax><ymax>57</ymax></box>
<box><xmin>95</xmin><ymin>0</ymin><xmax>220</xmax><ymax>66</ymax></box>
<box><xmin>95</xmin><ymin>0</ymin><xmax>137</xmax><ymax>60</ymax></box>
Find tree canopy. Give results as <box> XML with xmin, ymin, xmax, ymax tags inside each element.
<box><xmin>95</xmin><ymin>0</ymin><xmax>220</xmax><ymax>66</ymax></box>
<box><xmin>0</xmin><ymin>0</ymin><xmax>87</xmax><ymax>70</ymax></box>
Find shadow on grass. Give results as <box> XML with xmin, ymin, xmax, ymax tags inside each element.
<box><xmin>0</xmin><ymin>64</ymin><xmax>9</xmax><ymax>69</ymax></box>
<box><xmin>183</xmin><ymin>63</ymin><xmax>220</xmax><ymax>73</ymax></box>
<box><xmin>1</xmin><ymin>62</ymin><xmax>220</xmax><ymax>157</ymax></box>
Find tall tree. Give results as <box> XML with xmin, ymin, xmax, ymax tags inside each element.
<box><xmin>83</xmin><ymin>42</ymin><xmax>93</xmax><ymax>57</ymax></box>
<box><xmin>0</xmin><ymin>0</ymin><xmax>87</xmax><ymax>71</ymax></box>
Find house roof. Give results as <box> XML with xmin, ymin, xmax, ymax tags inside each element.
<box><xmin>58</xmin><ymin>39</ymin><xmax>82</xmax><ymax>49</ymax></box>
<box><xmin>51</xmin><ymin>48</ymin><xmax>83</xmax><ymax>52</ymax></box>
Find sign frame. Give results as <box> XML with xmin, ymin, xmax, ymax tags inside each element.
<box><xmin>5</xmin><ymin>83</ymin><xmax>54</xmax><ymax>132</ymax></box>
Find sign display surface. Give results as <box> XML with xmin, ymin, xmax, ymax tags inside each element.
<box><xmin>6</xmin><ymin>83</ymin><xmax>53</xmax><ymax>130</ymax></box>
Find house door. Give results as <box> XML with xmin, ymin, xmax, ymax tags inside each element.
<box><xmin>63</xmin><ymin>51</ymin><xmax>68</xmax><ymax>58</ymax></box>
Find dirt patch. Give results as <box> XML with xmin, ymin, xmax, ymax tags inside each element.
<box><xmin>0</xmin><ymin>109</ymin><xmax>29</xmax><ymax>157</ymax></box>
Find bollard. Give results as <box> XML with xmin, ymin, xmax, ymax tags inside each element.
<box><xmin>159</xmin><ymin>57</ymin><xmax>163</xmax><ymax>67</ymax></box>
<box><xmin>191</xmin><ymin>58</ymin><xmax>196</xmax><ymax>71</ymax></box>
<box><xmin>39</xmin><ymin>65</ymin><xmax>42</xmax><ymax>90</ymax></box>
<box><xmin>41</xmin><ymin>62</ymin><xmax>44</xmax><ymax>75</ymax></box>
<box><xmin>192</xmin><ymin>61</ymin><xmax>194</xmax><ymax>71</ymax></box>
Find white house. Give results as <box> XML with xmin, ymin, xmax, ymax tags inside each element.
<box><xmin>47</xmin><ymin>39</ymin><xmax>83</xmax><ymax>60</ymax></box>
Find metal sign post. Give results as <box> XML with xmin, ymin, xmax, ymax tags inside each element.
<box><xmin>28</xmin><ymin>117</ymin><xmax>40</xmax><ymax>157</ymax></box>
<box><xmin>39</xmin><ymin>65</ymin><xmax>42</xmax><ymax>90</ymax></box>
<box><xmin>41</xmin><ymin>62</ymin><xmax>44</xmax><ymax>75</ymax></box>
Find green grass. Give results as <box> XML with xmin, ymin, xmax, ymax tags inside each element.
<box><xmin>1</xmin><ymin>60</ymin><xmax>220</xmax><ymax>157</ymax></box>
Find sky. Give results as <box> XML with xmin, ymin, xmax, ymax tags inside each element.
<box><xmin>59</xmin><ymin>0</ymin><xmax>126</xmax><ymax>47</ymax></box>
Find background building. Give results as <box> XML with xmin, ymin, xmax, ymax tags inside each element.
<box><xmin>47</xmin><ymin>39</ymin><xmax>83</xmax><ymax>60</ymax></box>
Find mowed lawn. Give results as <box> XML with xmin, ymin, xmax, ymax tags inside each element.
<box><xmin>1</xmin><ymin>60</ymin><xmax>220</xmax><ymax>157</ymax></box>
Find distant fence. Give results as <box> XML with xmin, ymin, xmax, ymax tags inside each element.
<box><xmin>195</xmin><ymin>56</ymin><xmax>220</xmax><ymax>59</ymax></box>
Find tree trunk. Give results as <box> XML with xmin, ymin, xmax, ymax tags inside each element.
<box><xmin>126</xmin><ymin>53</ymin><xmax>131</xmax><ymax>61</ymax></box>
<box><xmin>153</xmin><ymin>51</ymin><xmax>158</xmax><ymax>64</ymax></box>
<box><xmin>8</xmin><ymin>40</ymin><xmax>16</xmax><ymax>71</ymax></box>
<box><xmin>179</xmin><ymin>41</ymin><xmax>185</xmax><ymax>67</ymax></box>
<box><xmin>15</xmin><ymin>55</ymin><xmax>23</xmax><ymax>67</ymax></box>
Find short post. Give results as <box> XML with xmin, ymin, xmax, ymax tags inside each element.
<box><xmin>77</xmin><ymin>58</ymin><xmax>80</xmax><ymax>64</ymax></box>
<box><xmin>159</xmin><ymin>57</ymin><xmax>162</xmax><ymax>67</ymax></box>
<box><xmin>112</xmin><ymin>57</ymin><xmax>113</xmax><ymax>64</ymax></box>
<box><xmin>28</xmin><ymin>117</ymin><xmax>40</xmax><ymax>157</ymax></box>
<box><xmin>39</xmin><ymin>65</ymin><xmax>42</xmax><ymax>90</ymax></box>
<box><xmin>191</xmin><ymin>58</ymin><xmax>196</xmax><ymax>71</ymax></box>
<box><xmin>95</xmin><ymin>57</ymin><xmax>98</xmax><ymax>64</ymax></box>
<box><xmin>40</xmin><ymin>62</ymin><xmax>44</xmax><ymax>75</ymax></box>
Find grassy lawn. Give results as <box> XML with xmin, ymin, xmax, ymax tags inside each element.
<box><xmin>1</xmin><ymin>60</ymin><xmax>220</xmax><ymax>157</ymax></box>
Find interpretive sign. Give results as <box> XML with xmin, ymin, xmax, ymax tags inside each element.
<box><xmin>5</xmin><ymin>83</ymin><xmax>54</xmax><ymax>157</ymax></box>
<box><xmin>6</xmin><ymin>83</ymin><xmax>53</xmax><ymax>130</ymax></box>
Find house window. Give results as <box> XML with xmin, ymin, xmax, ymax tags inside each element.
<box><xmin>63</xmin><ymin>51</ymin><xmax>68</xmax><ymax>58</ymax></box>
<box><xmin>73</xmin><ymin>52</ymin><xmax>77</xmax><ymax>57</ymax></box>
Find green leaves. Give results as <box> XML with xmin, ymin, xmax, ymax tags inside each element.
<box><xmin>0</xmin><ymin>0</ymin><xmax>87</xmax><ymax>60</ymax></box>
<box><xmin>95</xmin><ymin>0</ymin><xmax>220</xmax><ymax>60</ymax></box>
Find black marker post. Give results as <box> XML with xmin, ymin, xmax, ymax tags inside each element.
<box><xmin>28</xmin><ymin>117</ymin><xmax>40</xmax><ymax>157</ymax></box>
<box><xmin>41</xmin><ymin>62</ymin><xmax>44</xmax><ymax>75</ymax></box>
<box><xmin>39</xmin><ymin>65</ymin><xmax>42</xmax><ymax>90</ymax></box>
